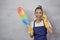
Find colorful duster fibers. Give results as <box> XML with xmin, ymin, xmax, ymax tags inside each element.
<box><xmin>17</xmin><ymin>7</ymin><xmax>29</xmax><ymax>25</ymax></box>
<box><xmin>17</xmin><ymin>7</ymin><xmax>34</xmax><ymax>37</ymax></box>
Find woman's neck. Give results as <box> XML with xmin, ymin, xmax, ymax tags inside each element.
<box><xmin>36</xmin><ymin>18</ymin><xmax>42</xmax><ymax>23</ymax></box>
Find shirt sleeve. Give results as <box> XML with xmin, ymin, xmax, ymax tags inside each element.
<box><xmin>30</xmin><ymin>21</ymin><xmax>34</xmax><ymax>28</ymax></box>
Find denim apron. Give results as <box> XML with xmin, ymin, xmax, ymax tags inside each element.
<box><xmin>33</xmin><ymin>20</ymin><xmax>47</xmax><ymax>40</ymax></box>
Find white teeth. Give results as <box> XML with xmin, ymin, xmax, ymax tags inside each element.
<box><xmin>37</xmin><ymin>16</ymin><xmax>40</xmax><ymax>18</ymax></box>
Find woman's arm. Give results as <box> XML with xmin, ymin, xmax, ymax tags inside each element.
<box><xmin>27</xmin><ymin>22</ymin><xmax>34</xmax><ymax>38</ymax></box>
<box><xmin>43</xmin><ymin>13</ymin><xmax>53</xmax><ymax>33</ymax></box>
<box><xmin>46</xmin><ymin>21</ymin><xmax>53</xmax><ymax>33</ymax></box>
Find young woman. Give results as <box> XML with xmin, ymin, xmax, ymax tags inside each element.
<box><xmin>30</xmin><ymin>6</ymin><xmax>53</xmax><ymax>40</ymax></box>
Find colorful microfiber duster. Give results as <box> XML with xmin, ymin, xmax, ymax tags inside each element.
<box><xmin>17</xmin><ymin>7</ymin><xmax>29</xmax><ymax>25</ymax></box>
<box><xmin>17</xmin><ymin>7</ymin><xmax>34</xmax><ymax>37</ymax></box>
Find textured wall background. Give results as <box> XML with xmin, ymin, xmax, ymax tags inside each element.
<box><xmin>0</xmin><ymin>0</ymin><xmax>60</xmax><ymax>40</ymax></box>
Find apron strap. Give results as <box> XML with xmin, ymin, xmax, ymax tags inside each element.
<box><xmin>43</xmin><ymin>19</ymin><xmax>45</xmax><ymax>27</ymax></box>
<box><xmin>33</xmin><ymin>20</ymin><xmax>36</xmax><ymax>27</ymax></box>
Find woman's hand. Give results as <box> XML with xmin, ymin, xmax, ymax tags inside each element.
<box><xmin>27</xmin><ymin>25</ymin><xmax>34</xmax><ymax>38</ymax></box>
<box><xmin>29</xmin><ymin>33</ymin><xmax>34</xmax><ymax>38</ymax></box>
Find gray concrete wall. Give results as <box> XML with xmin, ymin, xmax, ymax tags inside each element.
<box><xmin>0</xmin><ymin>0</ymin><xmax>60</xmax><ymax>40</ymax></box>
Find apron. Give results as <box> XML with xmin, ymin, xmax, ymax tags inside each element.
<box><xmin>33</xmin><ymin>20</ymin><xmax>47</xmax><ymax>40</ymax></box>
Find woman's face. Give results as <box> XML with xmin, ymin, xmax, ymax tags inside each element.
<box><xmin>35</xmin><ymin>9</ymin><xmax>43</xmax><ymax>19</ymax></box>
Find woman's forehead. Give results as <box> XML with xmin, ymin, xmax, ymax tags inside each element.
<box><xmin>35</xmin><ymin>9</ymin><xmax>42</xmax><ymax>12</ymax></box>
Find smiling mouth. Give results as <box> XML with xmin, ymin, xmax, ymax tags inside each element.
<box><xmin>36</xmin><ymin>16</ymin><xmax>41</xmax><ymax>18</ymax></box>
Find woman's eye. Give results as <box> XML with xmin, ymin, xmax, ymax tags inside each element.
<box><xmin>35</xmin><ymin>12</ymin><xmax>42</xmax><ymax>14</ymax></box>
